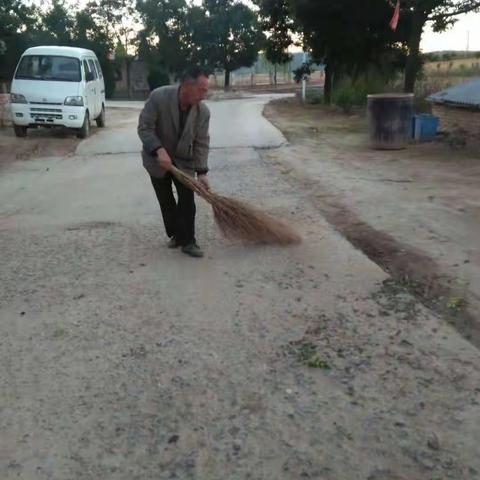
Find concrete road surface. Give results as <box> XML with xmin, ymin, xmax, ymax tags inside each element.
<box><xmin>77</xmin><ymin>95</ymin><xmax>289</xmax><ymax>155</ymax></box>
<box><xmin>1</xmin><ymin>96</ymin><xmax>479</xmax><ymax>480</ymax></box>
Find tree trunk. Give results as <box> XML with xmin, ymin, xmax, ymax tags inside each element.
<box><xmin>126</xmin><ymin>59</ymin><xmax>132</xmax><ymax>99</ymax></box>
<box><xmin>404</xmin><ymin>9</ymin><xmax>426</xmax><ymax>93</ymax></box>
<box><xmin>274</xmin><ymin>64</ymin><xmax>277</xmax><ymax>86</ymax></box>
<box><xmin>333</xmin><ymin>66</ymin><xmax>343</xmax><ymax>90</ymax></box>
<box><xmin>324</xmin><ymin>62</ymin><xmax>333</xmax><ymax>104</ymax></box>
<box><xmin>224</xmin><ymin>69</ymin><xmax>231</xmax><ymax>90</ymax></box>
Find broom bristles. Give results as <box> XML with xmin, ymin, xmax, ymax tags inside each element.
<box><xmin>169</xmin><ymin>166</ymin><xmax>301</xmax><ymax>245</ymax></box>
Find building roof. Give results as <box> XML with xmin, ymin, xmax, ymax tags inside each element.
<box><xmin>428</xmin><ymin>78</ymin><xmax>480</xmax><ymax>108</ymax></box>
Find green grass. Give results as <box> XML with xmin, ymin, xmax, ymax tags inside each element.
<box><xmin>53</xmin><ymin>327</ymin><xmax>65</xmax><ymax>338</ymax></box>
<box><xmin>286</xmin><ymin>339</ymin><xmax>331</xmax><ymax>369</ymax></box>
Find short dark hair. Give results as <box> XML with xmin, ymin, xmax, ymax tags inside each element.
<box><xmin>179</xmin><ymin>66</ymin><xmax>211</xmax><ymax>83</ymax></box>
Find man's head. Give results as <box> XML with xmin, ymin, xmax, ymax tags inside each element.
<box><xmin>179</xmin><ymin>67</ymin><xmax>210</xmax><ymax>106</ymax></box>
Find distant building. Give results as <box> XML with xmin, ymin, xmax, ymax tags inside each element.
<box><xmin>113</xmin><ymin>59</ymin><xmax>149</xmax><ymax>99</ymax></box>
<box><xmin>428</xmin><ymin>78</ymin><xmax>480</xmax><ymax>136</ymax></box>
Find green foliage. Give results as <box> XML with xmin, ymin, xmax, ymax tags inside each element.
<box><xmin>308</xmin><ymin>95</ymin><xmax>323</xmax><ymax>105</ymax></box>
<box><xmin>293</xmin><ymin>61</ymin><xmax>313</xmax><ymax>83</ymax></box>
<box><xmin>332</xmin><ymin>75</ymin><xmax>388</xmax><ymax>113</ymax></box>
<box><xmin>256</xmin><ymin>0</ymin><xmax>293</xmax><ymax>68</ymax></box>
<box><xmin>289</xmin><ymin>0</ymin><xmax>408</xmax><ymax>103</ymax></box>
<box><xmin>286</xmin><ymin>0</ymin><xmax>480</xmax><ymax>96</ymax></box>
<box><xmin>0</xmin><ymin>0</ymin><xmax>38</xmax><ymax>81</ymax></box>
<box><xmin>413</xmin><ymin>95</ymin><xmax>432</xmax><ymax>114</ymax></box>
<box><xmin>102</xmin><ymin>59</ymin><xmax>116</xmax><ymax>98</ymax></box>
<box><xmin>136</xmin><ymin>0</ymin><xmax>195</xmax><ymax>78</ymax></box>
<box><xmin>332</xmin><ymin>83</ymin><xmax>359</xmax><ymax>114</ymax></box>
<box><xmin>285</xmin><ymin>339</ymin><xmax>330</xmax><ymax>370</ymax></box>
<box><xmin>53</xmin><ymin>327</ymin><xmax>65</xmax><ymax>337</ymax></box>
<box><xmin>447</xmin><ymin>297</ymin><xmax>462</xmax><ymax>310</ymax></box>
<box><xmin>137</xmin><ymin>0</ymin><xmax>264</xmax><ymax>86</ymax></box>
<box><xmin>147</xmin><ymin>63</ymin><xmax>170</xmax><ymax>91</ymax></box>
<box><xmin>204</xmin><ymin>0</ymin><xmax>265</xmax><ymax>86</ymax></box>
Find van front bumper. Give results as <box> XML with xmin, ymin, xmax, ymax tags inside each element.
<box><xmin>10</xmin><ymin>104</ymin><xmax>86</xmax><ymax>129</ymax></box>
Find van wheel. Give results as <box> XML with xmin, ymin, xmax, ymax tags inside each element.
<box><xmin>14</xmin><ymin>125</ymin><xmax>27</xmax><ymax>138</ymax></box>
<box><xmin>96</xmin><ymin>105</ymin><xmax>105</xmax><ymax>128</ymax></box>
<box><xmin>77</xmin><ymin>111</ymin><xmax>90</xmax><ymax>139</ymax></box>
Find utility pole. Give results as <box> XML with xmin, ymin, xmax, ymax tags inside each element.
<box><xmin>302</xmin><ymin>50</ymin><xmax>307</xmax><ymax>103</ymax></box>
<box><xmin>466</xmin><ymin>30</ymin><xmax>470</xmax><ymax>57</ymax></box>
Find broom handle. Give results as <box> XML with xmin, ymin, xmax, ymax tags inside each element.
<box><xmin>168</xmin><ymin>165</ymin><xmax>216</xmax><ymax>203</ymax></box>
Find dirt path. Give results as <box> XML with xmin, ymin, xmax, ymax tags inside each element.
<box><xmin>262</xmin><ymin>98</ymin><xmax>480</xmax><ymax>348</ymax></box>
<box><xmin>1</xmin><ymin>100</ymin><xmax>479</xmax><ymax>479</ymax></box>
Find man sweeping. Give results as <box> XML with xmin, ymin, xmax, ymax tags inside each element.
<box><xmin>138</xmin><ymin>67</ymin><xmax>210</xmax><ymax>258</ymax></box>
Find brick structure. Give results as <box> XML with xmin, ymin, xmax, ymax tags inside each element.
<box><xmin>432</xmin><ymin>104</ymin><xmax>480</xmax><ymax>136</ymax></box>
<box><xmin>113</xmin><ymin>59</ymin><xmax>149</xmax><ymax>99</ymax></box>
<box><xmin>428</xmin><ymin>78</ymin><xmax>480</xmax><ymax>136</ymax></box>
<box><xmin>0</xmin><ymin>93</ymin><xmax>12</xmax><ymax>128</ymax></box>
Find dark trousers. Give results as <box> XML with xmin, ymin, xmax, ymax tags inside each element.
<box><xmin>150</xmin><ymin>173</ymin><xmax>196</xmax><ymax>246</ymax></box>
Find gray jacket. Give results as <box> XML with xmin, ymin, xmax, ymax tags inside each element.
<box><xmin>138</xmin><ymin>85</ymin><xmax>210</xmax><ymax>178</ymax></box>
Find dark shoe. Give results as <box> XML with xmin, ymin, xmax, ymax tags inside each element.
<box><xmin>181</xmin><ymin>242</ymin><xmax>204</xmax><ymax>258</ymax></box>
<box><xmin>167</xmin><ymin>237</ymin><xmax>179</xmax><ymax>249</ymax></box>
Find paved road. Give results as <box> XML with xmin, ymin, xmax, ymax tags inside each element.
<box><xmin>1</xmin><ymin>96</ymin><xmax>479</xmax><ymax>479</ymax></box>
<box><xmin>77</xmin><ymin>95</ymin><xmax>289</xmax><ymax>155</ymax></box>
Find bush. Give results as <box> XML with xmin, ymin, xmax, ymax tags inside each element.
<box><xmin>332</xmin><ymin>75</ymin><xmax>388</xmax><ymax>113</ymax></box>
<box><xmin>308</xmin><ymin>95</ymin><xmax>323</xmax><ymax>105</ymax></box>
<box><xmin>101</xmin><ymin>60</ymin><xmax>116</xmax><ymax>99</ymax></box>
<box><xmin>293</xmin><ymin>61</ymin><xmax>313</xmax><ymax>83</ymax></box>
<box><xmin>147</xmin><ymin>64</ymin><xmax>170</xmax><ymax>91</ymax></box>
<box><xmin>332</xmin><ymin>82</ymin><xmax>358</xmax><ymax>113</ymax></box>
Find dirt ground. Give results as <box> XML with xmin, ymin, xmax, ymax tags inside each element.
<box><xmin>1</xmin><ymin>98</ymin><xmax>480</xmax><ymax>479</ymax></box>
<box><xmin>0</xmin><ymin>108</ymin><xmax>139</xmax><ymax>170</ymax></box>
<box><xmin>261</xmin><ymin>98</ymin><xmax>480</xmax><ymax>348</ymax></box>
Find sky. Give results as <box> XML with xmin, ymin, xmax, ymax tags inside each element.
<box><xmin>421</xmin><ymin>12</ymin><xmax>480</xmax><ymax>52</ymax></box>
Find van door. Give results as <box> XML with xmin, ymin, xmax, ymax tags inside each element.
<box><xmin>83</xmin><ymin>59</ymin><xmax>97</xmax><ymax>119</ymax></box>
<box><xmin>94</xmin><ymin>59</ymin><xmax>106</xmax><ymax>105</ymax></box>
<box><xmin>88</xmin><ymin>59</ymin><xmax>102</xmax><ymax>117</ymax></box>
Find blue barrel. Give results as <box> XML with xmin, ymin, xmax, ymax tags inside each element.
<box><xmin>367</xmin><ymin>93</ymin><xmax>414</xmax><ymax>150</ymax></box>
<box><xmin>412</xmin><ymin>114</ymin><xmax>439</xmax><ymax>141</ymax></box>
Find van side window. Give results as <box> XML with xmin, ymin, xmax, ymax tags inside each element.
<box><xmin>94</xmin><ymin>59</ymin><xmax>103</xmax><ymax>79</ymax></box>
<box><xmin>83</xmin><ymin>60</ymin><xmax>91</xmax><ymax>81</ymax></box>
<box><xmin>88</xmin><ymin>60</ymin><xmax>98</xmax><ymax>80</ymax></box>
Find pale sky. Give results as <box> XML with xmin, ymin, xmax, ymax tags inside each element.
<box><xmin>421</xmin><ymin>12</ymin><xmax>480</xmax><ymax>52</ymax></box>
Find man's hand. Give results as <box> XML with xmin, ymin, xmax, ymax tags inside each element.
<box><xmin>197</xmin><ymin>174</ymin><xmax>210</xmax><ymax>191</ymax></box>
<box><xmin>156</xmin><ymin>147</ymin><xmax>172</xmax><ymax>171</ymax></box>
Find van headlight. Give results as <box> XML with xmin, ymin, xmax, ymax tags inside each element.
<box><xmin>11</xmin><ymin>93</ymin><xmax>27</xmax><ymax>104</ymax></box>
<box><xmin>64</xmin><ymin>96</ymin><xmax>84</xmax><ymax>106</ymax></box>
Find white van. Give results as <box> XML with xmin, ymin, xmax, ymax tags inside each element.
<box><xmin>10</xmin><ymin>46</ymin><xmax>106</xmax><ymax>138</ymax></box>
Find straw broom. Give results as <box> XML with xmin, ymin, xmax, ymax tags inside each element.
<box><xmin>169</xmin><ymin>165</ymin><xmax>301</xmax><ymax>245</ymax></box>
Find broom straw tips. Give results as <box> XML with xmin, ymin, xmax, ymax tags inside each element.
<box><xmin>169</xmin><ymin>165</ymin><xmax>301</xmax><ymax>245</ymax></box>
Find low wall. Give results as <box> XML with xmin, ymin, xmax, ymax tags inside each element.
<box><xmin>432</xmin><ymin>104</ymin><xmax>480</xmax><ymax>136</ymax></box>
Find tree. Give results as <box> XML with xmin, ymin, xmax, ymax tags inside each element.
<box><xmin>138</xmin><ymin>0</ymin><xmax>263</xmax><ymax>88</ymax></box>
<box><xmin>204</xmin><ymin>0</ymin><xmax>265</xmax><ymax>88</ymax></box>
<box><xmin>0</xmin><ymin>0</ymin><xmax>37</xmax><ymax>82</ymax></box>
<box><xmin>41</xmin><ymin>0</ymin><xmax>75</xmax><ymax>45</ymax></box>
<box><xmin>396</xmin><ymin>0</ymin><xmax>480</xmax><ymax>92</ymax></box>
<box><xmin>290</xmin><ymin>0</ymin><xmax>407</xmax><ymax>103</ymax></box>
<box><xmin>257</xmin><ymin>0</ymin><xmax>293</xmax><ymax>84</ymax></box>
<box><xmin>136</xmin><ymin>0</ymin><xmax>199</xmax><ymax>81</ymax></box>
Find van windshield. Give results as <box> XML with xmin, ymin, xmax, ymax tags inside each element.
<box><xmin>15</xmin><ymin>55</ymin><xmax>81</xmax><ymax>82</ymax></box>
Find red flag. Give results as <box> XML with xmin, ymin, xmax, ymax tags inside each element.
<box><xmin>389</xmin><ymin>0</ymin><xmax>400</xmax><ymax>31</ymax></box>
